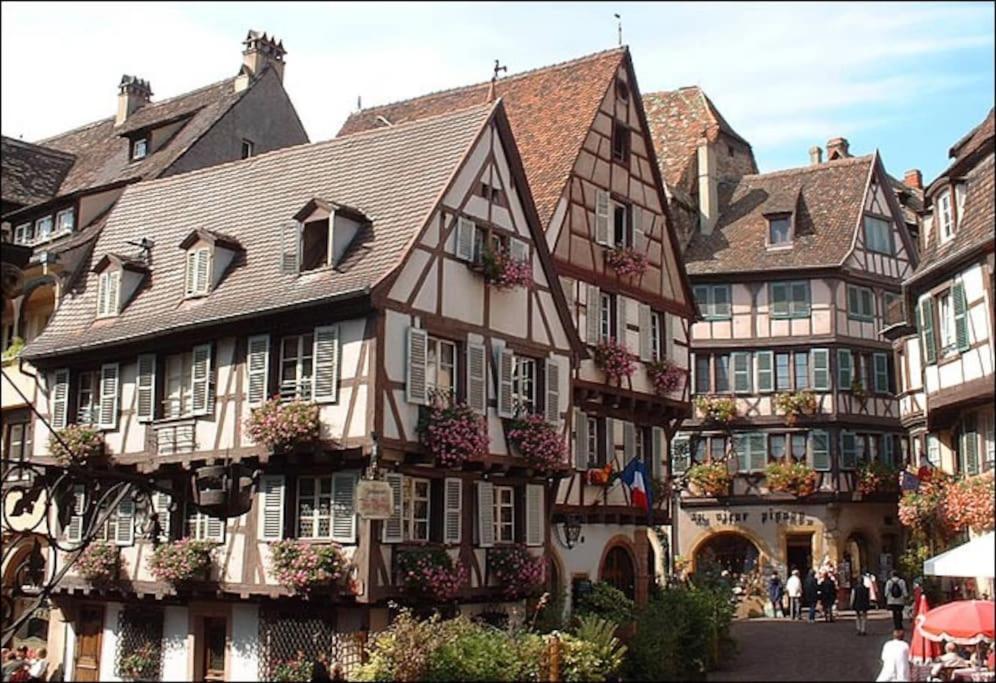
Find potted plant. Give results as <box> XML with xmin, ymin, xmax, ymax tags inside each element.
<box><xmin>507</xmin><ymin>414</ymin><xmax>566</xmax><ymax>470</ymax></box>
<box><xmin>694</xmin><ymin>395</ymin><xmax>737</xmax><ymax>425</ymax></box>
<box><xmin>148</xmin><ymin>538</ymin><xmax>215</xmax><ymax>585</ymax></box>
<box><xmin>764</xmin><ymin>460</ymin><xmax>817</xmax><ymax>497</ymax></box>
<box><xmin>481</xmin><ymin>243</ymin><xmax>531</xmax><ymax>291</ymax></box>
<box><xmin>686</xmin><ymin>462</ymin><xmax>732</xmax><ymax>497</ymax></box>
<box><xmin>49</xmin><ymin>424</ymin><xmax>106</xmax><ymax>465</ymax></box>
<box><xmin>417</xmin><ymin>392</ymin><xmax>489</xmax><ymax>467</ymax></box>
<box><xmin>604</xmin><ymin>246</ymin><xmax>649</xmax><ymax>279</ymax></box>
<box><xmin>850</xmin><ymin>379</ymin><xmax>868</xmax><ymax>403</ymax></box>
<box><xmin>645</xmin><ymin>358</ymin><xmax>683</xmax><ymax>396</ymax></box>
<box><xmin>397</xmin><ymin>548</ymin><xmax>467</xmax><ymax>602</ymax></box>
<box><xmin>488</xmin><ymin>543</ymin><xmax>545</xmax><ymax>599</ymax></box>
<box><xmin>856</xmin><ymin>461</ymin><xmax>900</xmax><ymax>496</ymax></box>
<box><xmin>76</xmin><ymin>542</ymin><xmax>119</xmax><ymax>584</ymax></box>
<box><xmin>245</xmin><ymin>397</ymin><xmax>320</xmax><ymax>453</ymax></box>
<box><xmin>593</xmin><ymin>339</ymin><xmax>635</xmax><ymax>384</ymax></box>
<box><xmin>773</xmin><ymin>390</ymin><xmax>818</xmax><ymax>426</ymax></box>
<box><xmin>269</xmin><ymin>539</ymin><xmax>349</xmax><ymax>594</ymax></box>
<box><xmin>119</xmin><ymin>642</ymin><xmax>158</xmax><ymax>681</ymax></box>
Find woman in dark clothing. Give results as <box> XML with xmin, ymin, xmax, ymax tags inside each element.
<box><xmin>803</xmin><ymin>569</ymin><xmax>819</xmax><ymax>623</ymax></box>
<box><xmin>768</xmin><ymin>572</ymin><xmax>786</xmax><ymax>618</ymax></box>
<box><xmin>820</xmin><ymin>573</ymin><xmax>837</xmax><ymax>622</ymax></box>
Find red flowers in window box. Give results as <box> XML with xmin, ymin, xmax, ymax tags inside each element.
<box><xmin>488</xmin><ymin>544</ymin><xmax>545</xmax><ymax>599</ymax></box>
<box><xmin>245</xmin><ymin>397</ymin><xmax>320</xmax><ymax>453</ymax></box>
<box><xmin>605</xmin><ymin>246</ymin><xmax>648</xmax><ymax>279</ymax></box>
<box><xmin>507</xmin><ymin>414</ymin><xmax>566</xmax><ymax>470</ymax></box>
<box><xmin>482</xmin><ymin>244</ymin><xmax>531</xmax><ymax>291</ymax></box>
<box><xmin>645</xmin><ymin>358</ymin><xmax>683</xmax><ymax>396</ymax></box>
<box><xmin>417</xmin><ymin>392</ymin><xmax>489</xmax><ymax>467</ymax></box>
<box><xmin>593</xmin><ymin>339</ymin><xmax>635</xmax><ymax>384</ymax></box>
<box><xmin>269</xmin><ymin>539</ymin><xmax>349</xmax><ymax>595</ymax></box>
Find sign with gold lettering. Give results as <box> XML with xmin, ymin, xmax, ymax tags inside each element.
<box><xmin>355</xmin><ymin>480</ymin><xmax>394</xmax><ymax>520</ymax></box>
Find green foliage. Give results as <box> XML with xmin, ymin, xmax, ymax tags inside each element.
<box><xmin>575</xmin><ymin>581</ymin><xmax>634</xmax><ymax>625</ymax></box>
<box><xmin>570</xmin><ymin>615</ymin><xmax>627</xmax><ymax>678</ymax></box>
<box><xmin>354</xmin><ymin>609</ymin><xmax>469</xmax><ymax>682</ymax></box>
<box><xmin>2</xmin><ymin>336</ymin><xmax>24</xmax><ymax>363</ymax></box>
<box><xmin>532</xmin><ymin>588</ymin><xmax>569</xmax><ymax>634</ymax></box>
<box><xmin>424</xmin><ymin>626</ymin><xmax>528</xmax><ymax>681</ymax></box>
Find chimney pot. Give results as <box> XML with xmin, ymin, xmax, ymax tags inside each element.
<box><xmin>241</xmin><ymin>28</ymin><xmax>287</xmax><ymax>84</ymax></box>
<box><xmin>904</xmin><ymin>169</ymin><xmax>923</xmax><ymax>191</ymax></box>
<box><xmin>115</xmin><ymin>75</ymin><xmax>153</xmax><ymax>126</ymax></box>
<box><xmin>826</xmin><ymin>137</ymin><xmax>851</xmax><ymax>160</ymax></box>
<box><xmin>809</xmin><ymin>146</ymin><xmax>823</xmax><ymax>165</ymax></box>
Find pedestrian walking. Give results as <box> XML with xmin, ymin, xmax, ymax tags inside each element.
<box><xmin>820</xmin><ymin>571</ymin><xmax>837</xmax><ymax>622</ymax></box>
<box><xmin>786</xmin><ymin>568</ymin><xmax>803</xmax><ymax>620</ymax></box>
<box><xmin>768</xmin><ymin>571</ymin><xmax>786</xmax><ymax>618</ymax></box>
<box><xmin>884</xmin><ymin>570</ymin><xmax>908</xmax><ymax>630</ymax></box>
<box><xmin>26</xmin><ymin>648</ymin><xmax>46</xmax><ymax>683</ymax></box>
<box><xmin>803</xmin><ymin>569</ymin><xmax>819</xmax><ymax>623</ymax></box>
<box><xmin>876</xmin><ymin>629</ymin><xmax>911</xmax><ymax>682</ymax></box>
<box><xmin>850</xmin><ymin>575</ymin><xmax>871</xmax><ymax>635</ymax></box>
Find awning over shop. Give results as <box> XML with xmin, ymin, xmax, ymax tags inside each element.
<box><xmin>924</xmin><ymin>532</ymin><xmax>995</xmax><ymax>578</ymax></box>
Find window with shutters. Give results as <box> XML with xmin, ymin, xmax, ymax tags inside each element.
<box><xmin>847</xmin><ymin>285</ymin><xmax>875</xmax><ymax>322</ymax></box>
<box><xmin>775</xmin><ymin>353</ymin><xmax>791</xmax><ymax>391</ymax></box>
<box><xmin>511</xmin><ymin>355</ymin><xmax>537</xmax><ymax>414</ymax></box>
<box><xmin>770</xmin><ymin>281</ymin><xmax>810</xmax><ymax>319</ymax></box>
<box><xmin>77</xmin><ymin>371</ymin><xmax>99</xmax><ymax>424</ymax></box>
<box><xmin>493</xmin><ymin>485</ymin><xmax>514</xmax><ymax>544</ymax></box>
<box><xmin>586</xmin><ymin>416</ymin><xmax>600</xmax><ymax>469</ymax></box>
<box><xmin>715</xmin><ymin>354</ymin><xmax>731</xmax><ymax>393</ymax></box>
<box><xmin>937</xmin><ymin>190</ymin><xmax>953</xmax><ymax>242</ymax></box>
<box><xmin>811</xmin><ymin>349</ymin><xmax>830</xmax><ymax>391</ymax></box>
<box><xmin>184</xmin><ymin>248</ymin><xmax>212</xmax><ymax>297</ymax></box>
<box><xmin>649</xmin><ymin>311</ymin><xmax>664</xmax><ymax>361</ymax></box>
<box><xmin>185</xmin><ymin>505</ymin><xmax>224</xmax><ymax>542</ymax></box>
<box><xmin>403</xmin><ymin>477</ymin><xmax>431</xmax><ymax>542</ymax></box>
<box><xmin>599</xmin><ymin>292</ymin><xmax>615</xmax><ymax>342</ymax></box>
<box><xmin>99</xmin><ymin>500</ymin><xmax>135</xmax><ymax>546</ymax></box>
<box><xmin>301</xmin><ymin>218</ymin><xmax>330</xmax><ymax>271</ymax></box>
<box><xmin>863</xmin><ymin>215</ymin><xmax>895</xmax><ymax>255</ymax></box>
<box><xmin>694</xmin><ymin>355</ymin><xmax>711</xmax><ymax>394</ymax></box>
<box><xmin>694</xmin><ymin>285</ymin><xmax>732</xmax><ymax>321</ymax></box>
<box><xmin>280</xmin><ymin>334</ymin><xmax>314</xmax><ymax>400</ymax></box>
<box><xmin>873</xmin><ymin>353</ymin><xmax>890</xmax><ymax>394</ymax></box>
<box><xmin>613</xmin><ymin>201</ymin><xmax>631</xmax><ymax>247</ymax></box>
<box><xmin>96</xmin><ymin>270</ymin><xmax>120</xmax><ymax>317</ymax></box>
<box><xmin>426</xmin><ymin>336</ymin><xmax>458</xmax><ymax>396</ymax></box>
<box><xmin>297</xmin><ymin>476</ymin><xmax>334</xmax><ymax>539</ymax></box>
<box><xmin>611</xmin><ymin>121</ymin><xmax>630</xmax><ymax>164</ymax></box>
<box><xmin>164</xmin><ymin>352</ymin><xmax>193</xmax><ymax>418</ymax></box>
<box><xmin>937</xmin><ymin>291</ymin><xmax>956</xmax><ymax>355</ymax></box>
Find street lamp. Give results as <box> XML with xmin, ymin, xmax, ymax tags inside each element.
<box><xmin>562</xmin><ymin>515</ymin><xmax>583</xmax><ymax>549</ymax></box>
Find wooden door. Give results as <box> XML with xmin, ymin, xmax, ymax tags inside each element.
<box><xmin>74</xmin><ymin>605</ymin><xmax>104</xmax><ymax>682</ymax></box>
<box><xmin>602</xmin><ymin>546</ymin><xmax>635</xmax><ymax>600</ymax></box>
<box><xmin>200</xmin><ymin>616</ymin><xmax>227</xmax><ymax>681</ymax></box>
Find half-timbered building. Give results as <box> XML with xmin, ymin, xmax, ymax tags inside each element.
<box><xmin>21</xmin><ymin>100</ymin><xmax>580</xmax><ymax>681</ymax></box>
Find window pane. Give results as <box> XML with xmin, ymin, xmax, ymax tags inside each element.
<box><xmin>769</xmin><ymin>217</ymin><xmax>791</xmax><ymax>244</ymax></box>
<box><xmin>712</xmin><ymin>286</ymin><xmax>730</xmax><ymax>318</ymax></box>
<box><xmin>715</xmin><ymin>355</ymin><xmax>730</xmax><ymax>392</ymax></box>
<box><xmin>695</xmin><ymin>356</ymin><xmax>711</xmax><ymax>393</ymax></box>
<box><xmin>770</xmin><ymin>435</ymin><xmax>786</xmax><ymax>461</ymax></box>
<box><xmin>710</xmin><ymin>437</ymin><xmax>726</xmax><ymax>461</ymax></box>
<box><xmin>693</xmin><ymin>439</ymin><xmax>706</xmax><ymax>464</ymax></box>
<box><xmin>776</xmin><ymin>353</ymin><xmax>791</xmax><ymax>391</ymax></box>
<box><xmin>794</xmin><ymin>353</ymin><xmax>809</xmax><ymax>390</ymax></box>
<box><xmin>791</xmin><ymin>434</ymin><xmax>807</xmax><ymax>460</ymax></box>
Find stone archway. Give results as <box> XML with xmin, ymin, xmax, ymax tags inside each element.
<box><xmin>693</xmin><ymin>531</ymin><xmax>763</xmax><ymax>576</ymax></box>
<box><xmin>1</xmin><ymin>537</ymin><xmax>50</xmax><ymax>650</ymax></box>
<box><xmin>599</xmin><ymin>542</ymin><xmax>638</xmax><ymax>601</ymax></box>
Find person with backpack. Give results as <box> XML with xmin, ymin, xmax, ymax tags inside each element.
<box><xmin>884</xmin><ymin>570</ymin><xmax>908</xmax><ymax>630</ymax></box>
<box><xmin>850</xmin><ymin>574</ymin><xmax>872</xmax><ymax>635</ymax></box>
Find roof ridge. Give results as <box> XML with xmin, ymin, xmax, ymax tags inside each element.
<box><xmin>349</xmin><ymin>46</ymin><xmax>626</xmax><ymax>118</ymax></box>
<box><xmin>742</xmin><ymin>154</ymin><xmax>872</xmax><ymax>181</ymax></box>
<box><xmin>1</xmin><ymin>135</ymin><xmax>76</xmax><ymax>160</ymax></box>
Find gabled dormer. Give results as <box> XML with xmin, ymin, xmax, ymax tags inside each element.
<box><xmin>92</xmin><ymin>254</ymin><xmax>148</xmax><ymax>317</ymax></box>
<box><xmin>282</xmin><ymin>198</ymin><xmax>366</xmax><ymax>274</ymax></box>
<box><xmin>763</xmin><ymin>187</ymin><xmax>801</xmax><ymax>251</ymax></box>
<box><xmin>178</xmin><ymin>229</ymin><xmax>242</xmax><ymax>298</ymax></box>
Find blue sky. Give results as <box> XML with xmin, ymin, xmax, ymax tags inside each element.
<box><xmin>2</xmin><ymin>2</ymin><xmax>993</xmax><ymax>180</ymax></box>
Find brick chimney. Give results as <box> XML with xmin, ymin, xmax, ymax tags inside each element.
<box><xmin>115</xmin><ymin>75</ymin><xmax>153</xmax><ymax>126</ymax></box>
<box><xmin>809</xmin><ymin>146</ymin><xmax>823</xmax><ymax>165</ymax></box>
<box><xmin>826</xmin><ymin>137</ymin><xmax>851</xmax><ymax>160</ymax></box>
<box><xmin>904</xmin><ymin>169</ymin><xmax>923</xmax><ymax>190</ymax></box>
<box><xmin>241</xmin><ymin>30</ymin><xmax>286</xmax><ymax>82</ymax></box>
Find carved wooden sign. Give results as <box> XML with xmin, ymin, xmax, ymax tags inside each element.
<box><xmin>355</xmin><ymin>480</ymin><xmax>394</xmax><ymax>520</ymax></box>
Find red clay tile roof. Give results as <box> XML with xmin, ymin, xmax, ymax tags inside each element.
<box><xmin>1</xmin><ymin>136</ymin><xmax>75</xmax><ymax>207</ymax></box>
<box><xmin>24</xmin><ymin>103</ymin><xmax>495</xmax><ymax>359</ymax></box>
<box><xmin>337</xmin><ymin>48</ymin><xmax>627</xmax><ymax>227</ymax></box>
<box><xmin>684</xmin><ymin>155</ymin><xmax>875</xmax><ymax>275</ymax></box>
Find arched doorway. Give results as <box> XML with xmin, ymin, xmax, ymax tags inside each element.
<box><xmin>1</xmin><ymin>538</ymin><xmax>49</xmax><ymax>650</ymax></box>
<box><xmin>601</xmin><ymin>545</ymin><xmax>636</xmax><ymax>600</ymax></box>
<box><xmin>846</xmin><ymin>532</ymin><xmax>871</xmax><ymax>579</ymax></box>
<box><xmin>695</xmin><ymin>532</ymin><xmax>761</xmax><ymax>576</ymax></box>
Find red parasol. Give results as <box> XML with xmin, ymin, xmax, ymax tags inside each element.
<box><xmin>910</xmin><ymin>594</ymin><xmax>942</xmax><ymax>664</ymax></box>
<box><xmin>920</xmin><ymin>600</ymin><xmax>995</xmax><ymax>645</ymax></box>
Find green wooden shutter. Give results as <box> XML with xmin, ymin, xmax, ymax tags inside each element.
<box><xmin>733</xmin><ymin>352</ymin><xmax>752</xmax><ymax>393</ymax></box>
<box><xmin>848</xmin><ymin>286</ymin><xmax>860</xmax><ymax>319</ymax></box>
<box><xmin>756</xmin><ymin>351</ymin><xmax>774</xmax><ymax>393</ymax></box>
<box><xmin>873</xmin><ymin>353</ymin><xmax>889</xmax><ymax>393</ymax></box>
<box><xmin>962</xmin><ymin>415</ymin><xmax>979</xmax><ymax>475</ymax></box>
<box><xmin>771</xmin><ymin>283</ymin><xmax>788</xmax><ymax>318</ymax></box>
<box><xmin>749</xmin><ymin>433</ymin><xmax>767</xmax><ymax>471</ymax></box>
<box><xmin>837</xmin><ymin>349</ymin><xmax>853</xmax><ymax>388</ymax></box>
<box><xmin>812</xmin><ymin>349</ymin><xmax>830</xmax><ymax>390</ymax></box>
<box><xmin>840</xmin><ymin>432</ymin><xmax>857</xmax><ymax>470</ymax></box>
<box><xmin>953</xmin><ymin>282</ymin><xmax>970</xmax><ymax>352</ymax></box>
<box><xmin>882</xmin><ymin>434</ymin><xmax>895</xmax><ymax>468</ymax></box>
<box><xmin>918</xmin><ymin>298</ymin><xmax>937</xmax><ymax>364</ymax></box>
<box><xmin>811</xmin><ymin>431</ymin><xmax>830</xmax><ymax>471</ymax></box>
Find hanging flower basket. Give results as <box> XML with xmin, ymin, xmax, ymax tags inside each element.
<box><xmin>49</xmin><ymin>424</ymin><xmax>106</xmax><ymax>465</ymax></box>
<box><xmin>119</xmin><ymin>642</ymin><xmax>159</xmax><ymax>681</ymax></box>
<box><xmin>856</xmin><ymin>461</ymin><xmax>900</xmax><ymax>496</ymax></box>
<box><xmin>397</xmin><ymin>548</ymin><xmax>467</xmax><ymax>602</ymax></box>
<box><xmin>245</xmin><ymin>397</ymin><xmax>320</xmax><ymax>453</ymax></box>
<box><xmin>694</xmin><ymin>395</ymin><xmax>738</xmax><ymax>424</ymax></box>
<box><xmin>943</xmin><ymin>471</ymin><xmax>995</xmax><ymax>534</ymax></box>
<box><xmin>481</xmin><ymin>243</ymin><xmax>531</xmax><ymax>291</ymax></box>
<box><xmin>76</xmin><ymin>542</ymin><xmax>119</xmax><ymax>584</ymax></box>
<box><xmin>593</xmin><ymin>339</ymin><xmax>635</xmax><ymax>384</ymax></box>
<box><xmin>773</xmin><ymin>390</ymin><xmax>818</xmax><ymax>426</ymax></box>
<box><xmin>764</xmin><ymin>460</ymin><xmax>817</xmax><ymax>497</ymax></box>
<box><xmin>645</xmin><ymin>358</ymin><xmax>683</xmax><ymax>396</ymax></box>
<box><xmin>269</xmin><ymin>539</ymin><xmax>349</xmax><ymax>594</ymax></box>
<box><xmin>148</xmin><ymin>539</ymin><xmax>215</xmax><ymax>584</ymax></box>
<box><xmin>604</xmin><ymin>246</ymin><xmax>648</xmax><ymax>279</ymax></box>
<box><xmin>488</xmin><ymin>543</ymin><xmax>545</xmax><ymax>599</ymax></box>
<box><xmin>687</xmin><ymin>462</ymin><xmax>732</xmax><ymax>497</ymax></box>
<box><xmin>507</xmin><ymin>414</ymin><xmax>566</xmax><ymax>470</ymax></box>
<box><xmin>898</xmin><ymin>471</ymin><xmax>954</xmax><ymax>540</ymax></box>
<box><xmin>417</xmin><ymin>393</ymin><xmax>489</xmax><ymax>467</ymax></box>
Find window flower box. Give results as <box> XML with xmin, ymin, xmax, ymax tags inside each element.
<box><xmin>488</xmin><ymin>543</ymin><xmax>544</xmax><ymax>599</ymax></box>
<box><xmin>272</xmin><ymin>655</ymin><xmax>314</xmax><ymax>683</ymax></box>
<box><xmin>397</xmin><ymin>547</ymin><xmax>467</xmax><ymax>602</ymax></box>
<box><xmin>764</xmin><ymin>460</ymin><xmax>817</xmax><ymax>497</ymax></box>
<box><xmin>687</xmin><ymin>462</ymin><xmax>732</xmax><ymax>497</ymax></box>
<box><xmin>694</xmin><ymin>396</ymin><xmax>737</xmax><ymax>425</ymax></box>
<box><xmin>417</xmin><ymin>393</ymin><xmax>489</xmax><ymax>467</ymax></box>
<box><xmin>481</xmin><ymin>244</ymin><xmax>531</xmax><ymax>291</ymax></box>
<box><xmin>269</xmin><ymin>539</ymin><xmax>349</xmax><ymax>595</ymax></box>
<box><xmin>773</xmin><ymin>390</ymin><xmax>818</xmax><ymax>426</ymax></box>
<box><xmin>507</xmin><ymin>414</ymin><xmax>566</xmax><ymax>470</ymax></box>
<box><xmin>605</xmin><ymin>246</ymin><xmax>648</xmax><ymax>279</ymax></box>
<box><xmin>898</xmin><ymin>471</ymin><xmax>953</xmax><ymax>539</ymax></box>
<box><xmin>148</xmin><ymin>538</ymin><xmax>215</xmax><ymax>585</ymax></box>
<box><xmin>645</xmin><ymin>357</ymin><xmax>683</xmax><ymax>396</ymax></box>
<box><xmin>49</xmin><ymin>424</ymin><xmax>106</xmax><ymax>466</ymax></box>
<box><xmin>593</xmin><ymin>339</ymin><xmax>635</xmax><ymax>384</ymax></box>
<box><xmin>76</xmin><ymin>542</ymin><xmax>119</xmax><ymax>584</ymax></box>
<box><xmin>245</xmin><ymin>397</ymin><xmax>320</xmax><ymax>454</ymax></box>
<box><xmin>856</xmin><ymin>461</ymin><xmax>900</xmax><ymax>496</ymax></box>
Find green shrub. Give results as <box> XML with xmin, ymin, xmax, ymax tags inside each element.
<box><xmin>568</xmin><ymin>615</ymin><xmax>626</xmax><ymax>680</ymax></box>
<box><xmin>424</xmin><ymin>626</ymin><xmax>527</xmax><ymax>681</ymax></box>
<box><xmin>354</xmin><ymin>610</ymin><xmax>474</xmax><ymax>681</ymax></box>
<box><xmin>575</xmin><ymin>581</ymin><xmax>634</xmax><ymax>625</ymax></box>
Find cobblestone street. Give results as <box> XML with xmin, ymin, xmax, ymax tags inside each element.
<box><xmin>709</xmin><ymin>610</ymin><xmax>898</xmax><ymax>681</ymax></box>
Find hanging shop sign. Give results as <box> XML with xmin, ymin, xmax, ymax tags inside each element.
<box><xmin>355</xmin><ymin>479</ymin><xmax>394</xmax><ymax>520</ymax></box>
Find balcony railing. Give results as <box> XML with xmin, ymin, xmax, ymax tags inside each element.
<box><xmin>150</xmin><ymin>419</ymin><xmax>196</xmax><ymax>455</ymax></box>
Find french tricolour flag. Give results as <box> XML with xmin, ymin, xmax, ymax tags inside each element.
<box><xmin>620</xmin><ymin>458</ymin><xmax>653</xmax><ymax>516</ymax></box>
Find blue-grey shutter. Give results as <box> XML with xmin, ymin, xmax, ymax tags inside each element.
<box><xmin>771</xmin><ymin>283</ymin><xmax>788</xmax><ymax>318</ymax></box>
<box><xmin>749</xmin><ymin>433</ymin><xmax>767</xmax><ymax>471</ymax></box>
<box><xmin>840</xmin><ymin>432</ymin><xmax>857</xmax><ymax>470</ymax></box>
<box><xmin>918</xmin><ymin>298</ymin><xmax>937</xmax><ymax>364</ymax></box>
<box><xmin>953</xmin><ymin>282</ymin><xmax>970</xmax><ymax>352</ymax></box>
<box><xmin>812</xmin><ymin>349</ymin><xmax>830</xmax><ymax>390</ymax></box>
<box><xmin>873</xmin><ymin>353</ymin><xmax>889</xmax><ymax>393</ymax></box>
<box><xmin>837</xmin><ymin>349</ymin><xmax>853</xmax><ymax>388</ymax></box>
<box><xmin>756</xmin><ymin>351</ymin><xmax>774</xmax><ymax>393</ymax></box>
<box><xmin>732</xmin><ymin>352</ymin><xmax>752</xmax><ymax>393</ymax></box>
<box><xmin>811</xmin><ymin>431</ymin><xmax>830</xmax><ymax>471</ymax></box>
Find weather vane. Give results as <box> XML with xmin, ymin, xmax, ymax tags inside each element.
<box><xmin>615</xmin><ymin>13</ymin><xmax>622</xmax><ymax>46</ymax></box>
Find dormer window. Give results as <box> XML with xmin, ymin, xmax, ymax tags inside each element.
<box><xmin>178</xmin><ymin>229</ymin><xmax>242</xmax><ymax>298</ymax></box>
<box><xmin>56</xmin><ymin>208</ymin><xmax>75</xmax><ymax>235</ymax></box>
<box><xmin>96</xmin><ymin>270</ymin><xmax>120</xmax><ymax>318</ymax></box>
<box><xmin>132</xmin><ymin>137</ymin><xmax>148</xmax><ymax>160</ymax></box>
<box><xmin>767</xmin><ymin>214</ymin><xmax>792</xmax><ymax>247</ymax></box>
<box><xmin>241</xmin><ymin>139</ymin><xmax>254</xmax><ymax>159</ymax></box>
<box><xmin>34</xmin><ymin>215</ymin><xmax>54</xmax><ymax>243</ymax></box>
<box><xmin>92</xmin><ymin>253</ymin><xmax>150</xmax><ymax>318</ymax></box>
<box><xmin>937</xmin><ymin>190</ymin><xmax>953</xmax><ymax>242</ymax></box>
<box><xmin>285</xmin><ymin>199</ymin><xmax>366</xmax><ymax>274</ymax></box>
<box><xmin>13</xmin><ymin>222</ymin><xmax>33</xmax><ymax>246</ymax></box>
<box><xmin>185</xmin><ymin>247</ymin><xmax>212</xmax><ymax>297</ymax></box>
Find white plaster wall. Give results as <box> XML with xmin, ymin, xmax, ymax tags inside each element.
<box><xmin>161</xmin><ymin>606</ymin><xmax>190</xmax><ymax>683</ymax></box>
<box><xmin>229</xmin><ymin>604</ymin><xmax>260</xmax><ymax>682</ymax></box>
<box><xmin>98</xmin><ymin>602</ymin><xmax>122</xmax><ymax>682</ymax></box>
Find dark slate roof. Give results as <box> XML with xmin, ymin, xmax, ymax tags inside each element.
<box><xmin>1</xmin><ymin>136</ymin><xmax>75</xmax><ymax>207</ymax></box>
<box><xmin>24</xmin><ymin>102</ymin><xmax>495</xmax><ymax>358</ymax></box>
<box><xmin>337</xmin><ymin>47</ymin><xmax>627</xmax><ymax>227</ymax></box>
<box><xmin>685</xmin><ymin>155</ymin><xmax>875</xmax><ymax>275</ymax></box>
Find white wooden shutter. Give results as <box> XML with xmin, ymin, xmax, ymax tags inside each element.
<box><xmin>107</xmin><ymin>270</ymin><xmax>120</xmax><ymax>315</ymax></box>
<box><xmin>312</xmin><ymin>325</ymin><xmax>340</xmax><ymax>403</ymax></box>
<box><xmin>616</xmin><ymin>297</ymin><xmax>627</xmax><ymax>344</ymax></box>
<box><xmin>246</xmin><ymin>335</ymin><xmax>270</xmax><ymax>407</ymax></box>
<box><xmin>66</xmin><ymin>485</ymin><xmax>85</xmax><ymax>543</ymax></box>
<box><xmin>97</xmin><ymin>272</ymin><xmax>109</xmax><ymax>317</ymax></box>
<box><xmin>196</xmin><ymin>249</ymin><xmax>211</xmax><ymax>294</ymax></box>
<box><xmin>586</xmin><ymin>285</ymin><xmax>601</xmax><ymax>344</ymax></box>
<box><xmin>632</xmin><ymin>205</ymin><xmax>645</xmax><ymax>250</ymax></box>
<box><xmin>281</xmin><ymin>221</ymin><xmax>301</xmax><ymax>273</ymax></box>
<box><xmin>205</xmin><ymin>514</ymin><xmax>225</xmax><ymax>543</ymax></box>
<box><xmin>664</xmin><ymin>313</ymin><xmax>675</xmax><ymax>360</ymax></box>
<box><xmin>405</xmin><ymin>327</ymin><xmax>428</xmax><ymax>405</ymax></box>
<box><xmin>456</xmin><ymin>217</ymin><xmax>476</xmax><ymax>261</ymax></box>
<box><xmin>51</xmin><ymin>369</ymin><xmax>69</xmax><ymax>430</ymax></box>
<box><xmin>638</xmin><ymin>304</ymin><xmax>652</xmax><ymax>361</ymax></box>
<box><xmin>444</xmin><ymin>477</ymin><xmax>462</xmax><ymax>544</ymax></box>
<box><xmin>467</xmin><ymin>341</ymin><xmax>487</xmax><ymax>414</ymax></box>
<box><xmin>544</xmin><ymin>357</ymin><xmax>560</xmax><ymax>424</ymax></box>
<box><xmin>651</xmin><ymin>426</ymin><xmax>664</xmax><ymax>479</ymax></box>
<box><xmin>595</xmin><ymin>189</ymin><xmax>610</xmax><ymax>245</ymax></box>
<box><xmin>190</xmin><ymin>344</ymin><xmax>212</xmax><ymax>415</ymax></box>
<box><xmin>496</xmin><ymin>345</ymin><xmax>515</xmax><ymax>418</ymax></box>
<box><xmin>382</xmin><ymin>473</ymin><xmax>404</xmax><ymax>543</ymax></box>
<box><xmin>153</xmin><ymin>488</ymin><xmax>172</xmax><ymax>543</ymax></box>
<box><xmin>604</xmin><ymin>417</ymin><xmax>615</xmax><ymax>465</ymax></box>
<box><xmin>477</xmin><ymin>481</ymin><xmax>495</xmax><ymax>548</ymax></box>
<box><xmin>574</xmin><ymin>409</ymin><xmax>588</xmax><ymax>471</ymax></box>
<box><xmin>136</xmin><ymin>354</ymin><xmax>156</xmax><ymax>422</ymax></box>
<box><xmin>623</xmin><ymin>422</ymin><xmax>636</xmax><ymax>464</ymax></box>
<box><xmin>114</xmin><ymin>499</ymin><xmax>135</xmax><ymax>546</ymax></box>
<box><xmin>331</xmin><ymin>473</ymin><xmax>357</xmax><ymax>543</ymax></box>
<box><xmin>98</xmin><ymin>363</ymin><xmax>120</xmax><ymax>430</ymax></box>
<box><xmin>525</xmin><ymin>484</ymin><xmax>544</xmax><ymax>547</ymax></box>
<box><xmin>185</xmin><ymin>250</ymin><xmax>198</xmax><ymax>295</ymax></box>
<box><xmin>258</xmin><ymin>474</ymin><xmax>286</xmax><ymax>542</ymax></box>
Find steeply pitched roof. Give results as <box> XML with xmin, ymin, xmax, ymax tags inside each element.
<box><xmin>684</xmin><ymin>155</ymin><xmax>875</xmax><ymax>275</ymax></box>
<box><xmin>337</xmin><ymin>47</ymin><xmax>627</xmax><ymax>226</ymax></box>
<box><xmin>928</xmin><ymin>108</ymin><xmax>995</xmax><ymax>192</ymax></box>
<box><xmin>1</xmin><ymin>136</ymin><xmax>75</xmax><ymax>207</ymax></box>
<box><xmin>24</xmin><ymin>103</ymin><xmax>495</xmax><ymax>359</ymax></box>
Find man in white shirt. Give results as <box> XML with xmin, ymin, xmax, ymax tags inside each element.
<box><xmin>786</xmin><ymin>569</ymin><xmax>803</xmax><ymax>620</ymax></box>
<box><xmin>877</xmin><ymin>629</ymin><xmax>911</xmax><ymax>682</ymax></box>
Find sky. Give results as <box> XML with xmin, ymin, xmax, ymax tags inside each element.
<box><xmin>2</xmin><ymin>2</ymin><xmax>993</xmax><ymax>180</ymax></box>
